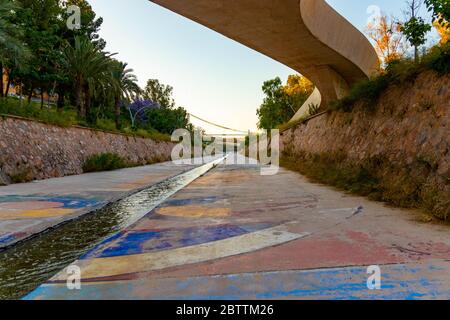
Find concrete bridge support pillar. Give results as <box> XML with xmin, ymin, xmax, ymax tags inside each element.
<box><xmin>311</xmin><ymin>65</ymin><xmax>350</xmax><ymax>108</ymax></box>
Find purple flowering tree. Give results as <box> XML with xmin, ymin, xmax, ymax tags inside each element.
<box><xmin>126</xmin><ymin>99</ymin><xmax>160</xmax><ymax>128</ymax></box>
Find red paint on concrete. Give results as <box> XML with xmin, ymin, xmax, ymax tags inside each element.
<box><xmin>137</xmin><ymin>229</ymin><xmax>450</xmax><ymax>281</ymax></box>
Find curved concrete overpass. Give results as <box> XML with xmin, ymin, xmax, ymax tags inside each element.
<box><xmin>149</xmin><ymin>0</ymin><xmax>379</xmax><ymax>109</ymax></box>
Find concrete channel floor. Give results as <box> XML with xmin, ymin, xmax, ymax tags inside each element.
<box><xmin>0</xmin><ymin>161</ymin><xmax>198</xmax><ymax>249</ymax></box>
<box><xmin>25</xmin><ymin>155</ymin><xmax>450</xmax><ymax>300</ymax></box>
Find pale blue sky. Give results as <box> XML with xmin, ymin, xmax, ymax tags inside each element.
<box><xmin>88</xmin><ymin>0</ymin><xmax>433</xmax><ymax>132</ymax></box>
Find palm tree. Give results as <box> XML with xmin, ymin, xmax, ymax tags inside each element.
<box><xmin>110</xmin><ymin>61</ymin><xmax>141</xmax><ymax>129</ymax></box>
<box><xmin>63</xmin><ymin>36</ymin><xmax>114</xmax><ymax>119</ymax></box>
<box><xmin>83</xmin><ymin>58</ymin><xmax>118</xmax><ymax>123</ymax></box>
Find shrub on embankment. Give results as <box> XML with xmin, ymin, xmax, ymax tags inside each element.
<box><xmin>280</xmin><ymin>67</ymin><xmax>450</xmax><ymax>222</ymax></box>
<box><xmin>82</xmin><ymin>153</ymin><xmax>130</xmax><ymax>173</ymax></box>
<box><xmin>332</xmin><ymin>42</ymin><xmax>450</xmax><ymax>113</ymax></box>
<box><xmin>82</xmin><ymin>151</ymin><xmax>173</xmax><ymax>173</ymax></box>
<box><xmin>281</xmin><ymin>151</ymin><xmax>449</xmax><ymax>222</ymax></box>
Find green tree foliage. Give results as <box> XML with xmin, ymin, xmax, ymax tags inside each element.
<box><xmin>56</xmin><ymin>0</ymin><xmax>106</xmax><ymax>109</ymax></box>
<box><xmin>256</xmin><ymin>75</ymin><xmax>313</xmax><ymax>129</ymax></box>
<box><xmin>62</xmin><ymin>36</ymin><xmax>110</xmax><ymax>118</ymax></box>
<box><xmin>424</xmin><ymin>0</ymin><xmax>450</xmax><ymax>24</ymax></box>
<box><xmin>60</xmin><ymin>0</ymin><xmax>105</xmax><ymax>48</ymax></box>
<box><xmin>0</xmin><ymin>0</ymin><xmax>26</xmax><ymax>59</ymax></box>
<box><xmin>400</xmin><ymin>0</ymin><xmax>432</xmax><ymax>62</ymax></box>
<box><xmin>401</xmin><ymin>17</ymin><xmax>432</xmax><ymax>61</ymax></box>
<box><xmin>142</xmin><ymin>79</ymin><xmax>175</xmax><ymax>109</ymax></box>
<box><xmin>257</xmin><ymin>78</ymin><xmax>292</xmax><ymax>129</ymax></box>
<box><xmin>110</xmin><ymin>61</ymin><xmax>140</xmax><ymax>129</ymax></box>
<box><xmin>1</xmin><ymin>0</ymin><xmax>190</xmax><ymax>139</ymax></box>
<box><xmin>145</xmin><ymin>107</ymin><xmax>190</xmax><ymax>135</ymax></box>
<box><xmin>0</xmin><ymin>0</ymin><xmax>29</xmax><ymax>97</ymax></box>
<box><xmin>13</xmin><ymin>0</ymin><xmax>64</xmax><ymax>105</ymax></box>
<box><xmin>142</xmin><ymin>78</ymin><xmax>190</xmax><ymax>134</ymax></box>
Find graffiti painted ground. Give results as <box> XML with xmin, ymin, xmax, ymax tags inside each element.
<box><xmin>0</xmin><ymin>162</ymin><xmax>197</xmax><ymax>249</ymax></box>
<box><xmin>26</xmin><ymin>156</ymin><xmax>450</xmax><ymax>299</ymax></box>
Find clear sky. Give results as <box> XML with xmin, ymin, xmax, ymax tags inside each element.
<box><xmin>88</xmin><ymin>0</ymin><xmax>433</xmax><ymax>133</ymax></box>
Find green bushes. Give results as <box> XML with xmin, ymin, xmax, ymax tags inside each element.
<box><xmin>332</xmin><ymin>74</ymin><xmax>393</xmax><ymax>112</ymax></box>
<box><xmin>332</xmin><ymin>42</ymin><xmax>450</xmax><ymax>112</ymax></box>
<box><xmin>423</xmin><ymin>42</ymin><xmax>450</xmax><ymax>75</ymax></box>
<box><xmin>94</xmin><ymin>118</ymin><xmax>117</xmax><ymax>132</ymax></box>
<box><xmin>82</xmin><ymin>153</ymin><xmax>130</xmax><ymax>173</ymax></box>
<box><xmin>0</xmin><ymin>97</ymin><xmax>77</xmax><ymax>127</ymax></box>
<box><xmin>9</xmin><ymin>168</ymin><xmax>34</xmax><ymax>184</ymax></box>
<box><xmin>0</xmin><ymin>97</ymin><xmax>171</xmax><ymax>141</ymax></box>
<box><xmin>83</xmin><ymin>152</ymin><xmax>171</xmax><ymax>173</ymax></box>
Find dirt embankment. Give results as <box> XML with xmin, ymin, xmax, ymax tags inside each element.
<box><xmin>281</xmin><ymin>71</ymin><xmax>449</xmax><ymax>221</ymax></box>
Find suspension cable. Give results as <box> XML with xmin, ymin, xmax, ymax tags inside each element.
<box><xmin>188</xmin><ymin>113</ymin><xmax>248</xmax><ymax>134</ymax></box>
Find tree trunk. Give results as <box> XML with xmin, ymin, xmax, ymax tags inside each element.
<box><xmin>0</xmin><ymin>62</ymin><xmax>4</xmax><ymax>97</ymax></box>
<box><xmin>4</xmin><ymin>69</ymin><xmax>12</xmax><ymax>97</ymax></box>
<box><xmin>84</xmin><ymin>86</ymin><xmax>91</xmax><ymax>123</ymax></box>
<box><xmin>19</xmin><ymin>83</ymin><xmax>23</xmax><ymax>108</ymax></box>
<box><xmin>57</xmin><ymin>86</ymin><xmax>65</xmax><ymax>111</ymax></box>
<box><xmin>414</xmin><ymin>46</ymin><xmax>419</xmax><ymax>63</ymax></box>
<box><xmin>75</xmin><ymin>79</ymin><xmax>84</xmax><ymax>119</ymax></box>
<box><xmin>40</xmin><ymin>91</ymin><xmax>44</xmax><ymax>109</ymax></box>
<box><xmin>49</xmin><ymin>81</ymin><xmax>56</xmax><ymax>109</ymax></box>
<box><xmin>115</xmin><ymin>96</ymin><xmax>121</xmax><ymax>130</ymax></box>
<box><xmin>27</xmin><ymin>87</ymin><xmax>33</xmax><ymax>105</ymax></box>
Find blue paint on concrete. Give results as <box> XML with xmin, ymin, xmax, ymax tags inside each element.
<box><xmin>45</xmin><ymin>197</ymin><xmax>101</xmax><ymax>209</ymax></box>
<box><xmin>81</xmin><ymin>224</ymin><xmax>272</xmax><ymax>259</ymax></box>
<box><xmin>90</xmin><ymin>231</ymin><xmax>161</xmax><ymax>258</ymax></box>
<box><xmin>79</xmin><ymin>232</ymin><xmax>126</xmax><ymax>260</ymax></box>
<box><xmin>22</xmin><ymin>262</ymin><xmax>450</xmax><ymax>300</ymax></box>
<box><xmin>0</xmin><ymin>195</ymin><xmax>101</xmax><ymax>209</ymax></box>
<box><xmin>0</xmin><ymin>234</ymin><xmax>16</xmax><ymax>245</ymax></box>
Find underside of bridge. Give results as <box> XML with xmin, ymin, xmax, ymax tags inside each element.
<box><xmin>149</xmin><ymin>0</ymin><xmax>380</xmax><ymax>110</ymax></box>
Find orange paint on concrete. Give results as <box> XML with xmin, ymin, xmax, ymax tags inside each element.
<box><xmin>192</xmin><ymin>171</ymin><xmax>253</xmax><ymax>186</ymax></box>
<box><xmin>156</xmin><ymin>205</ymin><xmax>231</xmax><ymax>218</ymax></box>
<box><xmin>0</xmin><ymin>208</ymin><xmax>74</xmax><ymax>220</ymax></box>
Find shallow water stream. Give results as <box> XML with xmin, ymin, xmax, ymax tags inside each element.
<box><xmin>0</xmin><ymin>158</ymin><xmax>223</xmax><ymax>299</ymax></box>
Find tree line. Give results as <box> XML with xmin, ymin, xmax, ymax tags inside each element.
<box><xmin>367</xmin><ymin>0</ymin><xmax>449</xmax><ymax>65</ymax></box>
<box><xmin>0</xmin><ymin>0</ymin><xmax>190</xmax><ymax>134</ymax></box>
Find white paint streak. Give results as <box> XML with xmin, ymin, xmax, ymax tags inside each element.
<box><xmin>52</xmin><ymin>225</ymin><xmax>309</xmax><ymax>280</ymax></box>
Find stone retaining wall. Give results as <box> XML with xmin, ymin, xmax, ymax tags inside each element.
<box><xmin>0</xmin><ymin>116</ymin><xmax>175</xmax><ymax>184</ymax></box>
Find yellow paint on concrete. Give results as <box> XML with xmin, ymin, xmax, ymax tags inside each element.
<box><xmin>0</xmin><ymin>208</ymin><xmax>75</xmax><ymax>220</ymax></box>
<box><xmin>193</xmin><ymin>170</ymin><xmax>253</xmax><ymax>186</ymax></box>
<box><xmin>157</xmin><ymin>205</ymin><xmax>230</xmax><ymax>218</ymax></box>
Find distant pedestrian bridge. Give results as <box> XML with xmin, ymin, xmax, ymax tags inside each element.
<box><xmin>149</xmin><ymin>0</ymin><xmax>379</xmax><ymax>118</ymax></box>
